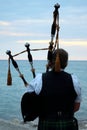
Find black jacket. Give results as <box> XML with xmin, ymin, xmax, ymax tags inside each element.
<box><xmin>39</xmin><ymin>71</ymin><xmax>77</xmax><ymax>119</ymax></box>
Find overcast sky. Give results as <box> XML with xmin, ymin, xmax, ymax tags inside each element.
<box><xmin>0</xmin><ymin>0</ymin><xmax>87</xmax><ymax>60</ymax></box>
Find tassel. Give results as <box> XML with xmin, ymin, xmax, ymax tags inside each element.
<box><xmin>7</xmin><ymin>58</ymin><xmax>12</xmax><ymax>85</ymax></box>
<box><xmin>55</xmin><ymin>50</ymin><xmax>60</xmax><ymax>72</ymax></box>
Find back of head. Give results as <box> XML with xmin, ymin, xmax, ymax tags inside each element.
<box><xmin>52</xmin><ymin>48</ymin><xmax>68</xmax><ymax>70</ymax></box>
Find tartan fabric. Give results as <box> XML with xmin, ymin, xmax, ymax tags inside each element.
<box><xmin>38</xmin><ymin>118</ymin><xmax>78</xmax><ymax>130</ymax></box>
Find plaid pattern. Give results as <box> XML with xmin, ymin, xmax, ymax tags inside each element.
<box><xmin>38</xmin><ymin>118</ymin><xmax>78</xmax><ymax>130</ymax></box>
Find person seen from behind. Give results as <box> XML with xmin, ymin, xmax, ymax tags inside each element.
<box><xmin>26</xmin><ymin>48</ymin><xmax>81</xmax><ymax>130</ymax></box>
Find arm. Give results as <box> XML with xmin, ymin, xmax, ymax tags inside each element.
<box><xmin>71</xmin><ymin>74</ymin><xmax>82</xmax><ymax>112</ymax></box>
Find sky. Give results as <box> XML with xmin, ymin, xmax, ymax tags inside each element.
<box><xmin>0</xmin><ymin>0</ymin><xmax>87</xmax><ymax>60</ymax></box>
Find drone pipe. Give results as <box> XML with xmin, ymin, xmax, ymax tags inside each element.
<box><xmin>6</xmin><ymin>51</ymin><xmax>28</xmax><ymax>86</ymax></box>
<box><xmin>25</xmin><ymin>43</ymin><xmax>36</xmax><ymax>78</ymax></box>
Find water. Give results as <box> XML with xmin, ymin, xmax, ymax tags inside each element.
<box><xmin>0</xmin><ymin>60</ymin><xmax>87</xmax><ymax>121</ymax></box>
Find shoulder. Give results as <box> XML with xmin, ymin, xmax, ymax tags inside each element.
<box><xmin>71</xmin><ymin>74</ymin><xmax>80</xmax><ymax>86</ymax></box>
<box><xmin>34</xmin><ymin>73</ymin><xmax>42</xmax><ymax>80</ymax></box>
<box><xmin>28</xmin><ymin>73</ymin><xmax>42</xmax><ymax>95</ymax></box>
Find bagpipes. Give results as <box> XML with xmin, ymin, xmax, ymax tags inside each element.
<box><xmin>6</xmin><ymin>3</ymin><xmax>60</xmax><ymax>86</ymax></box>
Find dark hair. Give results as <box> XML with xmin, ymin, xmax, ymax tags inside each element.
<box><xmin>52</xmin><ymin>48</ymin><xmax>68</xmax><ymax>69</ymax></box>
